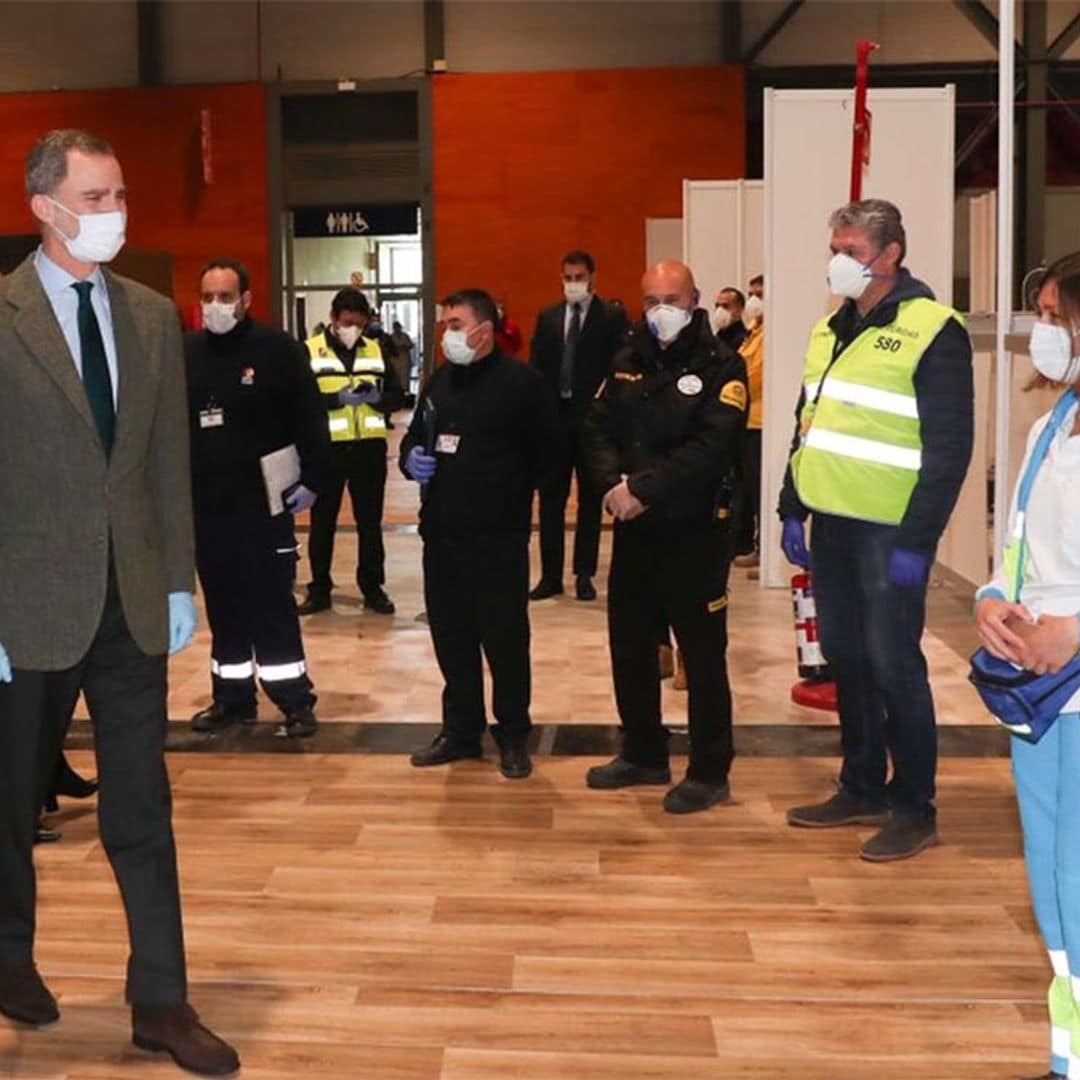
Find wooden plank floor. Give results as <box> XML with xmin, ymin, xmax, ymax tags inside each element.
<box><xmin>4</xmin><ymin>751</ymin><xmax>1047</xmax><ymax>1079</ymax></box>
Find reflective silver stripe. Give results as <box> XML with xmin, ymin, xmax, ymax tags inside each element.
<box><xmin>804</xmin><ymin>380</ymin><xmax>821</xmax><ymax>402</ymax></box>
<box><xmin>804</xmin><ymin>427</ymin><xmax>922</xmax><ymax>470</ymax></box>
<box><xmin>328</xmin><ymin>417</ymin><xmax>350</xmax><ymax>431</ymax></box>
<box><xmin>1053</xmin><ymin>1025</ymin><xmax>1070</xmax><ymax>1058</ymax></box>
<box><xmin>257</xmin><ymin>660</ymin><xmax>307</xmax><ymax>682</ymax></box>
<box><xmin>353</xmin><ymin>360</ymin><xmax>384</xmax><ymax>374</ymax></box>
<box><xmin>211</xmin><ymin>659</ymin><xmax>255</xmax><ymax>679</ymax></box>
<box><xmin>818</xmin><ymin>378</ymin><xmax>919</xmax><ymax>418</ymax></box>
<box><xmin>362</xmin><ymin>415</ymin><xmax>386</xmax><ymax>429</ymax></box>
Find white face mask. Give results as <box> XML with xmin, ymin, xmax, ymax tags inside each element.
<box><xmin>712</xmin><ymin>306</ymin><xmax>733</xmax><ymax>332</ymax></box>
<box><xmin>564</xmin><ymin>280</ymin><xmax>590</xmax><ymax>304</ymax></box>
<box><xmin>826</xmin><ymin>252</ymin><xmax>876</xmax><ymax>299</ymax></box>
<box><xmin>1029</xmin><ymin>320</ymin><xmax>1080</xmax><ymax>384</ymax></box>
<box><xmin>335</xmin><ymin>324</ymin><xmax>362</xmax><ymax>349</ymax></box>
<box><xmin>442</xmin><ymin>328</ymin><xmax>478</xmax><ymax>366</ymax></box>
<box><xmin>47</xmin><ymin>197</ymin><xmax>126</xmax><ymax>264</ymax></box>
<box><xmin>646</xmin><ymin>304</ymin><xmax>692</xmax><ymax>345</ymax></box>
<box><xmin>202</xmin><ymin>300</ymin><xmax>241</xmax><ymax>335</ymax></box>
<box><xmin>744</xmin><ymin>295</ymin><xmax>764</xmax><ymax>324</ymax></box>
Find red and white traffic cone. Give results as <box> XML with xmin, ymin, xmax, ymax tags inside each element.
<box><xmin>790</xmin><ymin>572</ymin><xmax>838</xmax><ymax>712</ymax></box>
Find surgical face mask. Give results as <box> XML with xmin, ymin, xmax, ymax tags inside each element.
<box><xmin>442</xmin><ymin>328</ymin><xmax>478</xmax><ymax>366</ymax></box>
<box><xmin>1029</xmin><ymin>320</ymin><xmax>1080</xmax><ymax>384</ymax></box>
<box><xmin>202</xmin><ymin>300</ymin><xmax>240</xmax><ymax>335</ymax></box>
<box><xmin>564</xmin><ymin>280</ymin><xmax>590</xmax><ymax>304</ymax></box>
<box><xmin>827</xmin><ymin>251</ymin><xmax>877</xmax><ymax>299</ymax></box>
<box><xmin>47</xmin><ymin>197</ymin><xmax>126</xmax><ymax>264</ymax></box>
<box><xmin>712</xmin><ymin>306</ymin><xmax>733</xmax><ymax>332</ymax></box>
<box><xmin>646</xmin><ymin>304</ymin><xmax>692</xmax><ymax>345</ymax></box>
<box><xmin>744</xmin><ymin>295</ymin><xmax>764</xmax><ymax>324</ymax></box>
<box><xmin>335</xmin><ymin>324</ymin><xmax>362</xmax><ymax>349</ymax></box>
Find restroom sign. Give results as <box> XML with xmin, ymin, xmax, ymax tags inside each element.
<box><xmin>293</xmin><ymin>203</ymin><xmax>420</xmax><ymax>239</ymax></box>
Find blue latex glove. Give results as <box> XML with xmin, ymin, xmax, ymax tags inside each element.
<box><xmin>168</xmin><ymin>592</ymin><xmax>198</xmax><ymax>656</ymax></box>
<box><xmin>888</xmin><ymin>547</ymin><xmax>930</xmax><ymax>588</ymax></box>
<box><xmin>781</xmin><ymin>517</ymin><xmax>810</xmax><ymax>568</ymax></box>
<box><xmin>339</xmin><ymin>385</ymin><xmax>381</xmax><ymax>407</ymax></box>
<box><xmin>284</xmin><ymin>483</ymin><xmax>317</xmax><ymax>513</ymax></box>
<box><xmin>0</xmin><ymin>642</ymin><xmax>11</xmax><ymax>684</ymax></box>
<box><xmin>406</xmin><ymin>446</ymin><xmax>437</xmax><ymax>483</ymax></box>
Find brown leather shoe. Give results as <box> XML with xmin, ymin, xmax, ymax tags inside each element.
<box><xmin>0</xmin><ymin>963</ymin><xmax>59</xmax><ymax>1026</ymax></box>
<box><xmin>132</xmin><ymin>1002</ymin><xmax>239</xmax><ymax>1076</ymax></box>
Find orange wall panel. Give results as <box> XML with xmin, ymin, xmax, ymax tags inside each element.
<box><xmin>433</xmin><ymin>67</ymin><xmax>745</xmax><ymax>353</ymax></box>
<box><xmin>0</xmin><ymin>83</ymin><xmax>269</xmax><ymax>317</ymax></box>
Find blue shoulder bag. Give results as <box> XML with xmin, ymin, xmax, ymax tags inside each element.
<box><xmin>969</xmin><ymin>389</ymin><xmax>1080</xmax><ymax>743</ymax></box>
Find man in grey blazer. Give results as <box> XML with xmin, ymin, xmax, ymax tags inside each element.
<box><xmin>0</xmin><ymin>130</ymin><xmax>238</xmax><ymax>1076</ymax></box>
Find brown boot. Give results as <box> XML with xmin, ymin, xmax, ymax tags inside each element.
<box><xmin>672</xmin><ymin>649</ymin><xmax>688</xmax><ymax>691</ymax></box>
<box><xmin>132</xmin><ymin>1002</ymin><xmax>239</xmax><ymax>1076</ymax></box>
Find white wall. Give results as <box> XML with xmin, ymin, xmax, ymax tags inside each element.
<box><xmin>682</xmin><ymin>180</ymin><xmax>763</xmax><ymax>308</ymax></box>
<box><xmin>761</xmin><ymin>86</ymin><xmax>956</xmax><ymax>589</ymax></box>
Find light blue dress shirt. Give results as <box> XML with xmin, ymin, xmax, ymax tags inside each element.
<box><xmin>33</xmin><ymin>247</ymin><xmax>120</xmax><ymax>402</ymax></box>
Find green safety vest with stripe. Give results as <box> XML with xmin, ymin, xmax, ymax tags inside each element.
<box><xmin>790</xmin><ymin>296</ymin><xmax>961</xmax><ymax>525</ymax></box>
<box><xmin>306</xmin><ymin>333</ymin><xmax>387</xmax><ymax>443</ymax></box>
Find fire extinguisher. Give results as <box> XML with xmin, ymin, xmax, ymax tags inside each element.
<box><xmin>791</xmin><ymin>572</ymin><xmax>830</xmax><ymax>683</ymax></box>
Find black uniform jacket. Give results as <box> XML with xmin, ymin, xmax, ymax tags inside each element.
<box><xmin>185</xmin><ymin>317</ymin><xmax>331</xmax><ymax>512</ymax></box>
<box><xmin>584</xmin><ymin>308</ymin><xmax>749</xmax><ymax>529</ymax></box>
<box><xmin>399</xmin><ymin>350</ymin><xmax>559</xmax><ymax>542</ymax></box>
<box><xmin>777</xmin><ymin>269</ymin><xmax>974</xmax><ymax>556</ymax></box>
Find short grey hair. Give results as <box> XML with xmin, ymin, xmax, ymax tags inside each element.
<box><xmin>828</xmin><ymin>198</ymin><xmax>906</xmax><ymax>263</ymax></box>
<box><xmin>25</xmin><ymin>129</ymin><xmax>115</xmax><ymax>198</ymax></box>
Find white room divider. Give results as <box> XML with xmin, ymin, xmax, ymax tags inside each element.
<box><xmin>760</xmin><ymin>86</ymin><xmax>956</xmax><ymax>589</ymax></box>
<box><xmin>682</xmin><ymin>180</ymin><xmax>763</xmax><ymax>308</ymax></box>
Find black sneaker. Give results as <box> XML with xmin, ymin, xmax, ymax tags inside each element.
<box><xmin>860</xmin><ymin>813</ymin><xmax>938</xmax><ymax>863</ymax></box>
<box><xmin>575</xmin><ymin>576</ymin><xmax>597</xmax><ymax>602</ymax></box>
<box><xmin>191</xmin><ymin>702</ymin><xmax>257</xmax><ymax>733</ymax></box>
<box><xmin>363</xmin><ymin>588</ymin><xmax>396</xmax><ymax>615</ymax></box>
<box><xmin>498</xmin><ymin>742</ymin><xmax>532</xmax><ymax>780</ymax></box>
<box><xmin>278</xmin><ymin>707</ymin><xmax>318</xmax><ymax>739</ymax></box>
<box><xmin>663</xmin><ymin>778</ymin><xmax>731</xmax><ymax>814</ymax></box>
<box><xmin>297</xmin><ymin>592</ymin><xmax>331</xmax><ymax>616</ymax></box>
<box><xmin>410</xmin><ymin>734</ymin><xmax>484</xmax><ymax>768</ymax></box>
<box><xmin>586</xmin><ymin>757</ymin><xmax>671</xmax><ymax>790</ymax></box>
<box><xmin>787</xmin><ymin>790</ymin><xmax>889</xmax><ymax>829</ymax></box>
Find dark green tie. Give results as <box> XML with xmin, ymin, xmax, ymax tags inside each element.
<box><xmin>71</xmin><ymin>280</ymin><xmax>115</xmax><ymax>455</ymax></box>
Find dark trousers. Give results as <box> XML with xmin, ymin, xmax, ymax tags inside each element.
<box><xmin>196</xmin><ymin>504</ymin><xmax>314</xmax><ymax>715</ymax></box>
<box><xmin>537</xmin><ymin>405</ymin><xmax>602</xmax><ymax>583</ymax></box>
<box><xmin>810</xmin><ymin>513</ymin><xmax>937</xmax><ymax>819</ymax></box>
<box><xmin>423</xmin><ymin>534</ymin><xmax>532</xmax><ymax>747</ymax></box>
<box><xmin>308</xmin><ymin>439</ymin><xmax>388</xmax><ymax>597</ymax></box>
<box><xmin>0</xmin><ymin>573</ymin><xmax>186</xmax><ymax>1005</ymax></box>
<box><xmin>733</xmin><ymin>428</ymin><xmax>762</xmax><ymax>557</ymax></box>
<box><xmin>608</xmin><ymin>521</ymin><xmax>734</xmax><ymax>783</ymax></box>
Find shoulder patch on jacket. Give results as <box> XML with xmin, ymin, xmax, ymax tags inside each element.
<box><xmin>719</xmin><ymin>380</ymin><xmax>748</xmax><ymax>411</ymax></box>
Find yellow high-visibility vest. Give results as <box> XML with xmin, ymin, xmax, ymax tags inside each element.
<box><xmin>791</xmin><ymin>297</ymin><xmax>961</xmax><ymax>525</ymax></box>
<box><xmin>306</xmin><ymin>333</ymin><xmax>386</xmax><ymax>442</ymax></box>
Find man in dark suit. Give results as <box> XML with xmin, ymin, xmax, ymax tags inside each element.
<box><xmin>530</xmin><ymin>250</ymin><xmax>628</xmax><ymax>601</ymax></box>
<box><xmin>0</xmin><ymin>130</ymin><xmax>238</xmax><ymax>1076</ymax></box>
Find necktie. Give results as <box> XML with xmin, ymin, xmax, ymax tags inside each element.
<box><xmin>560</xmin><ymin>302</ymin><xmax>582</xmax><ymax>399</ymax></box>
<box><xmin>71</xmin><ymin>281</ymin><xmax>115</xmax><ymax>455</ymax></box>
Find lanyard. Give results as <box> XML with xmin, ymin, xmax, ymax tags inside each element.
<box><xmin>1008</xmin><ymin>388</ymin><xmax>1079</xmax><ymax>600</ymax></box>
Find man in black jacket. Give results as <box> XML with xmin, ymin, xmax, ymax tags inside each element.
<box><xmin>530</xmin><ymin>250</ymin><xmax>629</xmax><ymax>601</ymax></box>
<box><xmin>779</xmin><ymin>199</ymin><xmax>974</xmax><ymax>861</ymax></box>
<box><xmin>185</xmin><ymin>259</ymin><xmax>331</xmax><ymax>738</ymax></box>
<box><xmin>711</xmin><ymin>286</ymin><xmax>748</xmax><ymax>353</ymax></box>
<box><xmin>584</xmin><ymin>260</ymin><xmax>748</xmax><ymax>814</ymax></box>
<box><xmin>401</xmin><ymin>289</ymin><xmax>558</xmax><ymax>780</ymax></box>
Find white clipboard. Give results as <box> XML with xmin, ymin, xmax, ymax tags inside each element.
<box><xmin>259</xmin><ymin>444</ymin><xmax>301</xmax><ymax>516</ymax></box>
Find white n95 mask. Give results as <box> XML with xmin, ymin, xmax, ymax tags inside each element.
<box><xmin>744</xmin><ymin>295</ymin><xmax>764</xmax><ymax>324</ymax></box>
<box><xmin>712</xmin><ymin>306</ymin><xmax>733</xmax><ymax>332</ymax></box>
<box><xmin>48</xmin><ymin>198</ymin><xmax>126</xmax><ymax>264</ymax></box>
<box><xmin>442</xmin><ymin>329</ymin><xmax>477</xmax><ymax>366</ymax></box>
<box><xmin>1029</xmin><ymin>320</ymin><xmax>1080</xmax><ymax>384</ymax></box>
<box><xmin>826</xmin><ymin>252</ymin><xmax>874</xmax><ymax>300</ymax></box>
<box><xmin>646</xmin><ymin>304</ymin><xmax>691</xmax><ymax>345</ymax></box>
<box><xmin>335</xmin><ymin>324</ymin><xmax>362</xmax><ymax>349</ymax></box>
<box><xmin>202</xmin><ymin>301</ymin><xmax>240</xmax><ymax>335</ymax></box>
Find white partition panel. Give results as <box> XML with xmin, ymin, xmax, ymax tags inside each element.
<box><xmin>645</xmin><ymin>217</ymin><xmax>683</xmax><ymax>268</ymax></box>
<box><xmin>761</xmin><ymin>86</ymin><xmax>956</xmax><ymax>588</ymax></box>
<box><xmin>682</xmin><ymin>179</ymin><xmax>763</xmax><ymax>304</ymax></box>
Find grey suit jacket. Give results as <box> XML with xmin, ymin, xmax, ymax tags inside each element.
<box><xmin>0</xmin><ymin>255</ymin><xmax>195</xmax><ymax>671</ymax></box>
